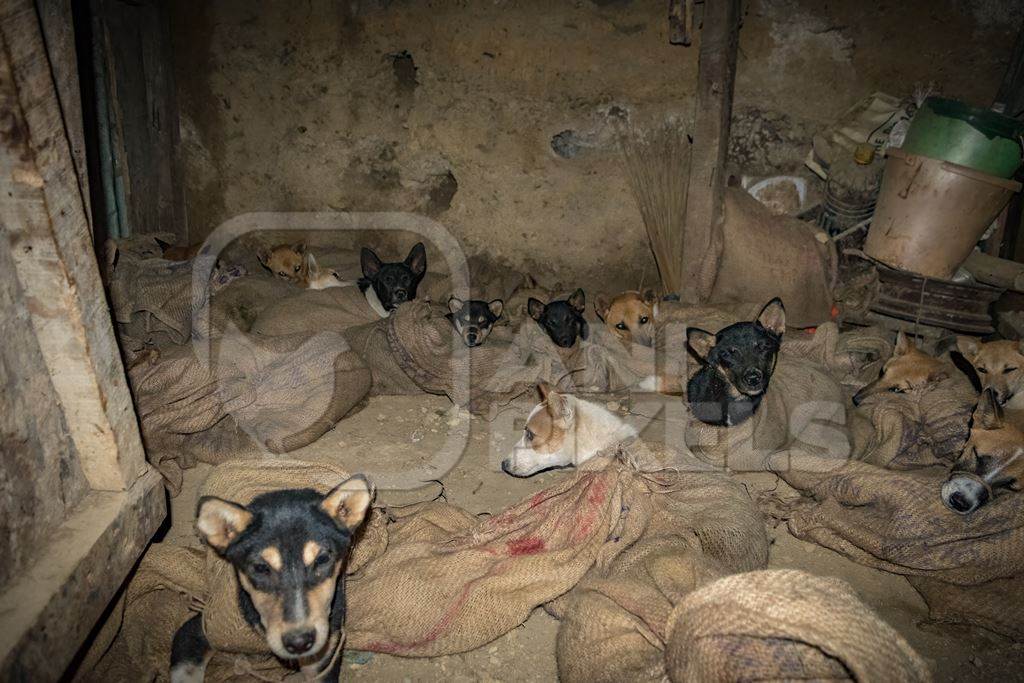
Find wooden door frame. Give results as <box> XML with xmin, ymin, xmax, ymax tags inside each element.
<box><xmin>0</xmin><ymin>1</ymin><xmax>164</xmax><ymax>678</ymax></box>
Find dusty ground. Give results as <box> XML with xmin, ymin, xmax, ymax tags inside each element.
<box><xmin>166</xmin><ymin>393</ymin><xmax>1024</xmax><ymax>682</ymax></box>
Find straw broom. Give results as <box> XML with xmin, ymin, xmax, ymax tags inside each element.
<box><xmin>616</xmin><ymin>120</ymin><xmax>692</xmax><ymax>296</ymax></box>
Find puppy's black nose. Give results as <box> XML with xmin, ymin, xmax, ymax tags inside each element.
<box><xmin>282</xmin><ymin>628</ymin><xmax>316</xmax><ymax>655</ymax></box>
<box><xmin>500</xmin><ymin>460</ymin><xmax>513</xmax><ymax>475</ymax></box>
<box><xmin>947</xmin><ymin>491</ymin><xmax>973</xmax><ymax>513</ymax></box>
<box><xmin>393</xmin><ymin>290</ymin><xmax>408</xmax><ymax>302</ymax></box>
<box><xmin>744</xmin><ymin>369</ymin><xmax>763</xmax><ymax>386</ymax></box>
<box><xmin>466</xmin><ymin>332</ymin><xmax>478</xmax><ymax>345</ymax></box>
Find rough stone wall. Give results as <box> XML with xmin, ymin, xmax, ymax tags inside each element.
<box><xmin>169</xmin><ymin>0</ymin><xmax>1022</xmax><ymax>292</ymax></box>
<box><xmin>0</xmin><ymin>241</ymin><xmax>90</xmax><ymax>592</ymax></box>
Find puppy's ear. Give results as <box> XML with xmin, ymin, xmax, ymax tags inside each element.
<box><xmin>641</xmin><ymin>288</ymin><xmax>658</xmax><ymax>305</ymax></box>
<box><xmin>755</xmin><ymin>298</ymin><xmax>786</xmax><ymax>336</ymax></box>
<box><xmin>257</xmin><ymin>247</ymin><xmax>270</xmax><ymax>267</ymax></box>
<box><xmin>894</xmin><ymin>330</ymin><xmax>914</xmax><ymax>356</ymax></box>
<box><xmin>305</xmin><ymin>252</ymin><xmax>319</xmax><ymax>274</ymax></box>
<box><xmin>405</xmin><ymin>242</ymin><xmax>427</xmax><ymax>277</ymax></box>
<box><xmin>686</xmin><ymin>327</ymin><xmax>716</xmax><ymax>362</ymax></box>
<box><xmin>448</xmin><ymin>296</ymin><xmax>464</xmax><ymax>314</ymax></box>
<box><xmin>196</xmin><ymin>497</ymin><xmax>253</xmax><ymax>553</ymax></box>
<box><xmin>292</xmin><ymin>242</ymin><xmax>306</xmax><ymax>255</ymax></box>
<box><xmin>956</xmin><ymin>335</ymin><xmax>981</xmax><ymax>360</ymax></box>
<box><xmin>537</xmin><ymin>381</ymin><xmax>552</xmax><ymax>402</ymax></box>
<box><xmin>322</xmin><ymin>475</ymin><xmax>374</xmax><ymax>530</ymax></box>
<box><xmin>973</xmin><ymin>389</ymin><xmax>1005</xmax><ymax>431</ymax></box>
<box><xmin>580</xmin><ymin>319</ymin><xmax>589</xmax><ymax>341</ymax></box>
<box><xmin>542</xmin><ymin>384</ymin><xmax>571</xmax><ymax>422</ymax></box>
<box><xmin>361</xmin><ymin>247</ymin><xmax>383</xmax><ymax>278</ymax></box>
<box><xmin>594</xmin><ymin>294</ymin><xmax>609</xmax><ymax>323</ymax></box>
<box><xmin>155</xmin><ymin>237</ymin><xmax>173</xmax><ymax>251</ymax></box>
<box><xmin>488</xmin><ymin>299</ymin><xmax>504</xmax><ymax>319</ymax></box>
<box><xmin>528</xmin><ymin>298</ymin><xmax>546</xmax><ymax>321</ymax></box>
<box><xmin>568</xmin><ymin>288</ymin><xmax>586</xmax><ymax>314</ymax></box>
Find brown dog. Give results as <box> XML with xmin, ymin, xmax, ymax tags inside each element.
<box><xmin>851</xmin><ymin>331</ymin><xmax>950</xmax><ymax>406</ymax></box>
<box><xmin>942</xmin><ymin>388</ymin><xmax>1024</xmax><ymax>514</ymax></box>
<box><xmin>956</xmin><ymin>337</ymin><xmax>1024</xmax><ymax>410</ymax></box>
<box><xmin>595</xmin><ymin>289</ymin><xmax>658</xmax><ymax>347</ymax></box>
<box><xmin>258</xmin><ymin>243</ymin><xmax>308</xmax><ymax>283</ymax></box>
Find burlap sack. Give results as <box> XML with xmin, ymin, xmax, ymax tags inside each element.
<box><xmin>772</xmin><ymin>453</ymin><xmax>1024</xmax><ymax>640</ymax></box>
<box><xmin>129</xmin><ymin>332</ymin><xmax>371</xmax><ymax>493</ymax></box>
<box><xmin>663</xmin><ymin>570</ymin><xmax>930</xmax><ymax>682</ymax></box>
<box><xmin>709</xmin><ymin>188</ymin><xmax>834</xmax><ymax>327</ymax></box>
<box><xmin>852</xmin><ymin>374</ymin><xmax>975</xmax><ymax>469</ymax></box>
<box><xmin>684</xmin><ymin>352</ymin><xmax>850</xmax><ymax>472</ymax></box>
<box><xmin>556</xmin><ymin>459</ymin><xmax>769</xmax><ymax>683</ymax></box>
<box><xmin>250</xmin><ymin>285</ymin><xmax>386</xmax><ymax>337</ymax></box>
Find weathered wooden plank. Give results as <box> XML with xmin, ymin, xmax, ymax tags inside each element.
<box><xmin>0</xmin><ymin>0</ymin><xmax>147</xmax><ymax>491</ymax></box>
<box><xmin>36</xmin><ymin>0</ymin><xmax>92</xmax><ymax>229</ymax></box>
<box><xmin>680</xmin><ymin>0</ymin><xmax>741</xmax><ymax>304</ymax></box>
<box><xmin>0</xmin><ymin>470</ymin><xmax>166</xmax><ymax>681</ymax></box>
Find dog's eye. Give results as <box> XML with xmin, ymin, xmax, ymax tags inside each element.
<box><xmin>1004</xmin><ymin>367</ymin><xmax>1018</xmax><ymax>374</ymax></box>
<box><xmin>314</xmin><ymin>551</ymin><xmax>332</xmax><ymax>568</ymax></box>
<box><xmin>616</xmin><ymin>322</ymin><xmax>627</xmax><ymax>331</ymax></box>
<box><xmin>639</xmin><ymin>316</ymin><xmax>649</xmax><ymax>325</ymax></box>
<box><xmin>294</xmin><ymin>265</ymin><xmax>301</xmax><ymax>273</ymax></box>
<box><xmin>978</xmin><ymin>367</ymin><xmax>988</xmax><ymax>374</ymax></box>
<box><xmin>250</xmin><ymin>561</ymin><xmax>272</xmax><ymax>576</ymax></box>
<box><xmin>889</xmin><ymin>386</ymin><xmax>906</xmax><ymax>394</ymax></box>
<box><xmin>525</xmin><ymin>428</ymin><xmax>534</xmax><ymax>442</ymax></box>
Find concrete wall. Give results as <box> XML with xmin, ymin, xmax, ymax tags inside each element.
<box><xmin>169</xmin><ymin>0</ymin><xmax>1022</xmax><ymax>291</ymax></box>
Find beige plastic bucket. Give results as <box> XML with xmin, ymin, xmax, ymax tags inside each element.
<box><xmin>864</xmin><ymin>147</ymin><xmax>1021</xmax><ymax>280</ymax></box>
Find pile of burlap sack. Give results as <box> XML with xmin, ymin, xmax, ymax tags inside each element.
<box><xmin>80</xmin><ymin>448</ymin><xmax>930</xmax><ymax>682</ymax></box>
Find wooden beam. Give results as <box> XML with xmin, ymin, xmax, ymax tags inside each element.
<box><xmin>680</xmin><ymin>0</ymin><xmax>741</xmax><ymax>304</ymax></box>
<box><xmin>0</xmin><ymin>0</ymin><xmax>147</xmax><ymax>491</ymax></box>
<box><xmin>0</xmin><ymin>471</ymin><xmax>166</xmax><ymax>681</ymax></box>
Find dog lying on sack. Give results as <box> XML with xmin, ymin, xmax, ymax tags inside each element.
<box><xmin>942</xmin><ymin>388</ymin><xmax>1024</xmax><ymax>514</ymax></box>
<box><xmin>681</xmin><ymin>299</ymin><xmax>849</xmax><ymax>471</ymax></box>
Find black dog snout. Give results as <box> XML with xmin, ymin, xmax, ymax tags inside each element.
<box><xmin>744</xmin><ymin>369</ymin><xmax>763</xmax><ymax>386</ymax></box>
<box><xmin>393</xmin><ymin>290</ymin><xmax>408</xmax><ymax>302</ymax></box>
<box><xmin>947</xmin><ymin>491</ymin><xmax>972</xmax><ymax>513</ymax></box>
<box><xmin>466</xmin><ymin>331</ymin><xmax>478</xmax><ymax>345</ymax></box>
<box><xmin>282</xmin><ymin>628</ymin><xmax>316</xmax><ymax>655</ymax></box>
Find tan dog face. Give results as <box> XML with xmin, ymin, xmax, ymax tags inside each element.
<box><xmin>942</xmin><ymin>390</ymin><xmax>1024</xmax><ymax>514</ymax></box>
<box><xmin>501</xmin><ymin>382</ymin><xmax>574</xmax><ymax>477</ymax></box>
<box><xmin>852</xmin><ymin>331</ymin><xmax>949</xmax><ymax>406</ymax></box>
<box><xmin>956</xmin><ymin>337</ymin><xmax>1024</xmax><ymax>406</ymax></box>
<box><xmin>258</xmin><ymin>243</ymin><xmax>308</xmax><ymax>283</ymax></box>
<box><xmin>595</xmin><ymin>289</ymin><xmax>657</xmax><ymax>347</ymax></box>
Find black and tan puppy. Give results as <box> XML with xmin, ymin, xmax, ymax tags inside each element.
<box><xmin>170</xmin><ymin>476</ymin><xmax>373</xmax><ymax>682</ymax></box>
<box><xmin>942</xmin><ymin>389</ymin><xmax>1024</xmax><ymax>515</ymax></box>
<box><xmin>446</xmin><ymin>296</ymin><xmax>503</xmax><ymax>347</ymax></box>
<box><xmin>528</xmin><ymin>288</ymin><xmax>588</xmax><ymax>348</ymax></box>
<box><xmin>359</xmin><ymin>242</ymin><xmax>427</xmax><ymax>315</ymax></box>
<box><xmin>686</xmin><ymin>298</ymin><xmax>786</xmax><ymax>427</ymax></box>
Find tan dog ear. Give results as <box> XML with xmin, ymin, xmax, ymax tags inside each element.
<box><xmin>448</xmin><ymin>296</ymin><xmax>464</xmax><ymax>314</ymax></box>
<box><xmin>542</xmin><ymin>384</ymin><xmax>571</xmax><ymax>422</ymax></box>
<box><xmin>196</xmin><ymin>497</ymin><xmax>253</xmax><ymax>553</ymax></box>
<box><xmin>305</xmin><ymin>252</ymin><xmax>319</xmax><ymax>274</ymax></box>
<box><xmin>488</xmin><ymin>299</ymin><xmax>504</xmax><ymax>318</ymax></box>
<box><xmin>973</xmin><ymin>389</ymin><xmax>1005</xmax><ymax>430</ymax></box>
<box><xmin>568</xmin><ymin>288</ymin><xmax>586</xmax><ymax>314</ymax></box>
<box><xmin>292</xmin><ymin>242</ymin><xmax>307</xmax><ymax>254</ymax></box>
<box><xmin>537</xmin><ymin>381</ymin><xmax>552</xmax><ymax>402</ymax></box>
<box><xmin>756</xmin><ymin>298</ymin><xmax>786</xmax><ymax>336</ymax></box>
<box><xmin>594</xmin><ymin>294</ymin><xmax>609</xmax><ymax>323</ymax></box>
<box><xmin>686</xmin><ymin>327</ymin><xmax>716</xmax><ymax>361</ymax></box>
<box><xmin>322</xmin><ymin>475</ymin><xmax>374</xmax><ymax>530</ymax></box>
<box><xmin>528</xmin><ymin>298</ymin><xmax>546</xmax><ymax>321</ymax></box>
<box><xmin>894</xmin><ymin>331</ymin><xmax>914</xmax><ymax>356</ymax></box>
<box><xmin>956</xmin><ymin>335</ymin><xmax>981</xmax><ymax>360</ymax></box>
<box><xmin>641</xmin><ymin>288</ymin><xmax>658</xmax><ymax>305</ymax></box>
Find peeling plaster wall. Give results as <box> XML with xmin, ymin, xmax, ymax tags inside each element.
<box><xmin>169</xmin><ymin>0</ymin><xmax>1021</xmax><ymax>291</ymax></box>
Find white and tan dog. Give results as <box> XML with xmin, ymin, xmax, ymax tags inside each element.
<box><xmin>500</xmin><ymin>382</ymin><xmax>637</xmax><ymax>477</ymax></box>
<box><xmin>956</xmin><ymin>337</ymin><xmax>1024</xmax><ymax>410</ymax></box>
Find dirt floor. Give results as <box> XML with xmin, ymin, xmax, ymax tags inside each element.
<box><xmin>165</xmin><ymin>393</ymin><xmax>1024</xmax><ymax>682</ymax></box>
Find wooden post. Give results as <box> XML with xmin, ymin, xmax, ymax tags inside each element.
<box><xmin>680</xmin><ymin>0</ymin><xmax>740</xmax><ymax>304</ymax></box>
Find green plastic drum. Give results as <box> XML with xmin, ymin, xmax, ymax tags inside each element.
<box><xmin>902</xmin><ymin>97</ymin><xmax>1024</xmax><ymax>178</ymax></box>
